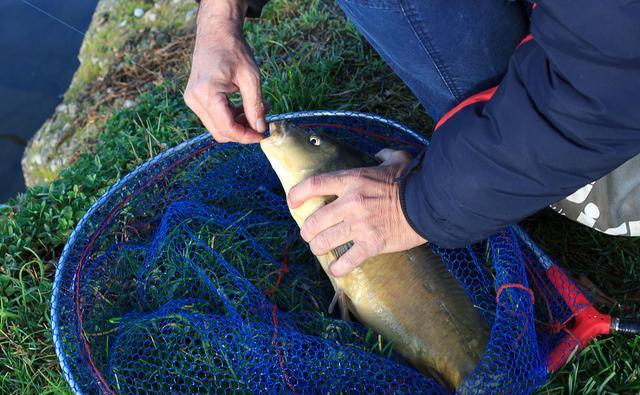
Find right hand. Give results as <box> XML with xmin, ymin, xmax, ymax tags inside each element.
<box><xmin>184</xmin><ymin>0</ymin><xmax>266</xmax><ymax>144</ymax></box>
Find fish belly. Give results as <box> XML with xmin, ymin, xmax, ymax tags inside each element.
<box><xmin>318</xmin><ymin>246</ymin><xmax>489</xmax><ymax>390</ymax></box>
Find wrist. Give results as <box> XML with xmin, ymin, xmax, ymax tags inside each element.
<box><xmin>197</xmin><ymin>0</ymin><xmax>248</xmax><ymax>26</ymax></box>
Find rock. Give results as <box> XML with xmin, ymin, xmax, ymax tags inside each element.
<box><xmin>67</xmin><ymin>103</ymin><xmax>78</xmax><ymax>117</ymax></box>
<box><xmin>144</xmin><ymin>12</ymin><xmax>157</xmax><ymax>23</ymax></box>
<box><xmin>32</xmin><ymin>153</ymin><xmax>43</xmax><ymax>166</ymax></box>
<box><xmin>22</xmin><ymin>115</ymin><xmax>73</xmax><ymax>185</ymax></box>
<box><xmin>21</xmin><ymin>0</ymin><xmax>200</xmax><ymax>187</ymax></box>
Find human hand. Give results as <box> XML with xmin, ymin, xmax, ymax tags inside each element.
<box><xmin>288</xmin><ymin>149</ymin><xmax>427</xmax><ymax>277</ymax></box>
<box><xmin>184</xmin><ymin>0</ymin><xmax>266</xmax><ymax>143</ymax></box>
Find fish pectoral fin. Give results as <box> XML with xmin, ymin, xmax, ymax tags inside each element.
<box><xmin>328</xmin><ymin>288</ymin><xmax>352</xmax><ymax>322</ymax></box>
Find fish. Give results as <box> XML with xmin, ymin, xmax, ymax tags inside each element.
<box><xmin>260</xmin><ymin>121</ymin><xmax>490</xmax><ymax>390</ymax></box>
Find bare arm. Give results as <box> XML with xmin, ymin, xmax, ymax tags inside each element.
<box><xmin>184</xmin><ymin>0</ymin><xmax>266</xmax><ymax>143</ymax></box>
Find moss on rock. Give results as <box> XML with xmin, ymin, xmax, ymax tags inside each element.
<box><xmin>21</xmin><ymin>0</ymin><xmax>198</xmax><ymax>187</ymax></box>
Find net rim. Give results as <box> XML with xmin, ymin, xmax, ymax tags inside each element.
<box><xmin>50</xmin><ymin>110</ymin><xmax>428</xmax><ymax>395</ymax></box>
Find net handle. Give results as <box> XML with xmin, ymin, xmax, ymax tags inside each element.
<box><xmin>512</xmin><ymin>225</ymin><xmax>614</xmax><ymax>372</ymax></box>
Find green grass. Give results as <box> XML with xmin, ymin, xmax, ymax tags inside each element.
<box><xmin>1</xmin><ymin>0</ymin><xmax>638</xmax><ymax>393</ymax></box>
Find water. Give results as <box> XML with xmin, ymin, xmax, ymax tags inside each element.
<box><xmin>0</xmin><ymin>0</ymin><xmax>97</xmax><ymax>202</ymax></box>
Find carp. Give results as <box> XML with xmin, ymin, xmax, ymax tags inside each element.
<box><xmin>260</xmin><ymin>121</ymin><xmax>490</xmax><ymax>390</ymax></box>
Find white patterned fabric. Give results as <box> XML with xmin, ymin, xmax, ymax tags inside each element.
<box><xmin>551</xmin><ymin>154</ymin><xmax>640</xmax><ymax>236</ymax></box>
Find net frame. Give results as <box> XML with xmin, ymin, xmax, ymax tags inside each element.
<box><xmin>51</xmin><ymin>111</ymin><xmax>433</xmax><ymax>394</ymax></box>
<box><xmin>50</xmin><ymin>110</ymin><xmax>576</xmax><ymax>394</ymax></box>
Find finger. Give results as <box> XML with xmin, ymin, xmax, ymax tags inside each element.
<box><xmin>193</xmin><ymin>98</ymin><xmax>231</xmax><ymax>143</ymax></box>
<box><xmin>300</xmin><ymin>199</ymin><xmax>350</xmax><ymax>242</ymax></box>
<box><xmin>208</xmin><ymin>91</ymin><xmax>263</xmax><ymax>144</ymax></box>
<box><xmin>237</xmin><ymin>68</ymin><xmax>267</xmax><ymax>133</ymax></box>
<box><xmin>308</xmin><ymin>222</ymin><xmax>352</xmax><ymax>256</ymax></box>
<box><xmin>288</xmin><ymin>172</ymin><xmax>350</xmax><ymax>209</ymax></box>
<box><xmin>184</xmin><ymin>85</ymin><xmax>219</xmax><ymax>140</ymax></box>
<box><xmin>375</xmin><ymin>149</ymin><xmax>412</xmax><ymax>166</ymax></box>
<box><xmin>328</xmin><ymin>243</ymin><xmax>370</xmax><ymax>277</ymax></box>
<box><xmin>205</xmin><ymin>91</ymin><xmax>236</xmax><ymax>140</ymax></box>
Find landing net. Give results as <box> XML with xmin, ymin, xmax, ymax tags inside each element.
<box><xmin>52</xmin><ymin>111</ymin><xmax>586</xmax><ymax>394</ymax></box>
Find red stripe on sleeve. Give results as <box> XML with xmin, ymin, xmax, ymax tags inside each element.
<box><xmin>434</xmin><ymin>86</ymin><xmax>498</xmax><ymax>131</ymax></box>
<box><xmin>434</xmin><ymin>32</ymin><xmax>535</xmax><ymax>131</ymax></box>
<box><xmin>518</xmin><ymin>34</ymin><xmax>534</xmax><ymax>47</ymax></box>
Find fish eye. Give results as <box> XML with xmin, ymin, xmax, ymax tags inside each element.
<box><xmin>308</xmin><ymin>135</ymin><xmax>321</xmax><ymax>146</ymax></box>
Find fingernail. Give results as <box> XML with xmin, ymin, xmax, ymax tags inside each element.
<box><xmin>257</xmin><ymin>118</ymin><xmax>267</xmax><ymax>134</ymax></box>
<box><xmin>329</xmin><ymin>263</ymin><xmax>339</xmax><ymax>277</ymax></box>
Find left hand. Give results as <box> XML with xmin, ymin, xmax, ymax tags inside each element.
<box><xmin>288</xmin><ymin>149</ymin><xmax>428</xmax><ymax>277</ymax></box>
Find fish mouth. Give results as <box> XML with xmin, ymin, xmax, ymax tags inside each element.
<box><xmin>261</xmin><ymin>122</ymin><xmax>287</xmax><ymax>146</ymax></box>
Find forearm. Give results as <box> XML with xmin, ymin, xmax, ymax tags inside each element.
<box><xmin>194</xmin><ymin>0</ymin><xmax>247</xmax><ymax>51</ymax></box>
<box><xmin>186</xmin><ymin>0</ymin><xmax>267</xmax><ymax>143</ymax></box>
<box><xmin>198</xmin><ymin>0</ymin><xmax>246</xmax><ymax>22</ymax></box>
<box><xmin>195</xmin><ymin>0</ymin><xmax>268</xmax><ymax>19</ymax></box>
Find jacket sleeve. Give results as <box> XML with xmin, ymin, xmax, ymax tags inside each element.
<box><xmin>245</xmin><ymin>0</ymin><xmax>268</xmax><ymax>17</ymax></box>
<box><xmin>399</xmin><ymin>0</ymin><xmax>640</xmax><ymax>248</ymax></box>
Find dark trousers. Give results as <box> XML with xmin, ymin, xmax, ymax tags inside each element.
<box><xmin>336</xmin><ymin>0</ymin><xmax>530</xmax><ymax>120</ymax></box>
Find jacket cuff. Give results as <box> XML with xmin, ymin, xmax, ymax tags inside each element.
<box><xmin>246</xmin><ymin>0</ymin><xmax>268</xmax><ymax>17</ymax></box>
<box><xmin>397</xmin><ymin>148</ymin><xmax>471</xmax><ymax>249</ymax></box>
<box><xmin>397</xmin><ymin>149</ymin><xmax>435</xmax><ymax>243</ymax></box>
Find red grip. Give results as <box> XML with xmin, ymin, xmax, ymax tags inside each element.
<box><xmin>546</xmin><ymin>265</ymin><xmax>591</xmax><ymax>315</ymax></box>
<box><xmin>546</xmin><ymin>334</ymin><xmax>581</xmax><ymax>372</ymax></box>
<box><xmin>544</xmin><ymin>266</ymin><xmax>612</xmax><ymax>371</ymax></box>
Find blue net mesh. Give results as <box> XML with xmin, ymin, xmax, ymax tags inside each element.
<box><xmin>52</xmin><ymin>111</ymin><xmax>586</xmax><ymax>394</ymax></box>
